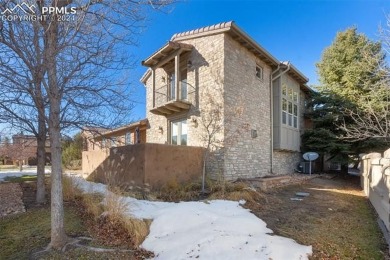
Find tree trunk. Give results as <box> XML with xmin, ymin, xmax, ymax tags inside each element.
<box><xmin>35</xmin><ymin>79</ymin><xmax>47</xmax><ymax>204</ymax></box>
<box><xmin>49</xmin><ymin>117</ymin><xmax>67</xmax><ymax>249</ymax></box>
<box><xmin>44</xmin><ymin>12</ymin><xmax>68</xmax><ymax>249</ymax></box>
<box><xmin>19</xmin><ymin>161</ymin><xmax>23</xmax><ymax>172</ymax></box>
<box><xmin>36</xmin><ymin>117</ymin><xmax>46</xmax><ymax>204</ymax></box>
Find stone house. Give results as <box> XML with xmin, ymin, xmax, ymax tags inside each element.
<box><xmin>141</xmin><ymin>21</ymin><xmax>311</xmax><ymax>179</ymax></box>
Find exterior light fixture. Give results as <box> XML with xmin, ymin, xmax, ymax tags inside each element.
<box><xmin>190</xmin><ymin>116</ymin><xmax>198</xmax><ymax>127</ymax></box>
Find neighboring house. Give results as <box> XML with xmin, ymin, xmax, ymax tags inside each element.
<box><xmin>82</xmin><ymin>119</ymin><xmax>148</xmax><ymax>152</ymax></box>
<box><xmin>141</xmin><ymin>21</ymin><xmax>311</xmax><ymax>179</ymax></box>
<box><xmin>0</xmin><ymin>134</ymin><xmax>51</xmax><ymax>166</ymax></box>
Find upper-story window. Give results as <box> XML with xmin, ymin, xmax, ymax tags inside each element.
<box><xmin>282</xmin><ymin>83</ymin><xmax>298</xmax><ymax>129</ymax></box>
<box><xmin>255</xmin><ymin>65</ymin><xmax>263</xmax><ymax>80</ymax></box>
<box><xmin>168</xmin><ymin>69</ymin><xmax>188</xmax><ymax>101</ymax></box>
<box><xmin>111</xmin><ymin>137</ymin><xmax>117</xmax><ymax>147</ymax></box>
<box><xmin>125</xmin><ymin>132</ymin><xmax>131</xmax><ymax>145</ymax></box>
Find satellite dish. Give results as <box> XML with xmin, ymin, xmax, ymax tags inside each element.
<box><xmin>302</xmin><ymin>152</ymin><xmax>319</xmax><ymax>175</ymax></box>
<box><xmin>303</xmin><ymin>152</ymin><xmax>319</xmax><ymax>161</ymax></box>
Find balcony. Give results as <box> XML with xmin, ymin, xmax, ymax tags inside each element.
<box><xmin>150</xmin><ymin>81</ymin><xmax>195</xmax><ymax>116</ymax></box>
<box><xmin>141</xmin><ymin>41</ymin><xmax>195</xmax><ymax>117</ymax></box>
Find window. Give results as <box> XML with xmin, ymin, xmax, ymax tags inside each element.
<box><xmin>125</xmin><ymin>132</ymin><xmax>131</xmax><ymax>145</ymax></box>
<box><xmin>282</xmin><ymin>98</ymin><xmax>287</xmax><ymax>124</ymax></box>
<box><xmin>171</xmin><ymin>119</ymin><xmax>187</xmax><ymax>146</ymax></box>
<box><xmin>255</xmin><ymin>65</ymin><xmax>263</xmax><ymax>80</ymax></box>
<box><xmin>288</xmin><ymin>88</ymin><xmax>293</xmax><ymax>100</ymax></box>
<box><xmin>111</xmin><ymin>137</ymin><xmax>117</xmax><ymax>147</ymax></box>
<box><xmin>293</xmin><ymin>91</ymin><xmax>298</xmax><ymax>102</ymax></box>
<box><xmin>181</xmin><ymin>69</ymin><xmax>187</xmax><ymax>100</ymax></box>
<box><xmin>168</xmin><ymin>69</ymin><xmax>187</xmax><ymax>101</ymax></box>
<box><xmin>282</xmin><ymin>84</ymin><xmax>287</xmax><ymax>96</ymax></box>
<box><xmin>169</xmin><ymin>72</ymin><xmax>176</xmax><ymax>100</ymax></box>
<box><xmin>281</xmin><ymin>84</ymin><xmax>299</xmax><ymax>129</ymax></box>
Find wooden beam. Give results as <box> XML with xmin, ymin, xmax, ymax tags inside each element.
<box><xmin>152</xmin><ymin>49</ymin><xmax>182</xmax><ymax>70</ymax></box>
<box><xmin>175</xmin><ymin>53</ymin><xmax>180</xmax><ymax>101</ymax></box>
<box><xmin>156</xmin><ymin>107</ymin><xmax>173</xmax><ymax>115</ymax></box>
<box><xmin>152</xmin><ymin>68</ymin><xmax>155</xmax><ymax>108</ymax></box>
<box><xmin>172</xmin><ymin>101</ymin><xmax>190</xmax><ymax>109</ymax></box>
<box><xmin>165</xmin><ymin>104</ymin><xmax>182</xmax><ymax>112</ymax></box>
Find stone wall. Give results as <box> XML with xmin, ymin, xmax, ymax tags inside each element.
<box><xmin>143</xmin><ymin>31</ymin><xmax>307</xmax><ymax>180</ymax></box>
<box><xmin>144</xmin><ymin>34</ymin><xmax>226</xmax><ymax>176</ymax></box>
<box><xmin>272</xmin><ymin>150</ymin><xmax>301</xmax><ymax>175</ymax></box>
<box><xmin>144</xmin><ymin>34</ymin><xmax>226</xmax><ymax>149</ymax></box>
<box><xmin>223</xmin><ymin>33</ymin><xmax>273</xmax><ymax>179</ymax></box>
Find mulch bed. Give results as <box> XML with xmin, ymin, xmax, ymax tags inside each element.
<box><xmin>0</xmin><ymin>183</ymin><xmax>26</xmax><ymax>217</ymax></box>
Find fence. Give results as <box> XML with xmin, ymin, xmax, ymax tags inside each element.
<box><xmin>82</xmin><ymin>143</ymin><xmax>205</xmax><ymax>191</ymax></box>
<box><xmin>361</xmin><ymin>148</ymin><xmax>390</xmax><ymax>234</ymax></box>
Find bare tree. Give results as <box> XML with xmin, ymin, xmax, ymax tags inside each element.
<box><xmin>197</xmin><ymin>69</ymin><xmax>247</xmax><ymax>192</ymax></box>
<box><xmin>0</xmin><ymin>10</ymin><xmax>48</xmax><ymax>203</ymax></box>
<box><xmin>340</xmin><ymin>91</ymin><xmax>390</xmax><ymax>142</ymax></box>
<box><xmin>0</xmin><ymin>0</ymin><xmax>174</xmax><ymax>250</ymax></box>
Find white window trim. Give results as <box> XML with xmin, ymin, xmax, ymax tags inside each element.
<box><xmin>281</xmin><ymin>84</ymin><xmax>299</xmax><ymax>129</ymax></box>
<box><xmin>170</xmin><ymin>118</ymin><xmax>188</xmax><ymax>146</ymax></box>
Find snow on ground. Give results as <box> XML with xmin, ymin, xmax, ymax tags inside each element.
<box><xmin>0</xmin><ymin>168</ymin><xmax>50</xmax><ymax>181</ymax></box>
<box><xmin>1</xmin><ymin>171</ymin><xmax>312</xmax><ymax>259</ymax></box>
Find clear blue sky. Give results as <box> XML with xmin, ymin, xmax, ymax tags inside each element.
<box><xmin>128</xmin><ymin>0</ymin><xmax>390</xmax><ymax>120</ymax></box>
<box><xmin>2</xmin><ymin>0</ymin><xmax>388</xmax><ymax>136</ymax></box>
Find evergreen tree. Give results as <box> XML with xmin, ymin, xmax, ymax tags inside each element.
<box><xmin>303</xmin><ymin>28</ymin><xmax>388</xmax><ymax>173</ymax></box>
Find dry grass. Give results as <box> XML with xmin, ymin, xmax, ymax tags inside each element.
<box><xmin>104</xmin><ymin>189</ymin><xmax>150</xmax><ymax>246</ymax></box>
<box><xmin>62</xmin><ymin>175</ymin><xmax>81</xmax><ymax>201</ymax></box>
<box><xmin>250</xmin><ymin>176</ymin><xmax>387</xmax><ymax>259</ymax></box>
<box><xmin>62</xmin><ymin>176</ymin><xmax>150</xmax><ymax>247</ymax></box>
<box><xmin>157</xmin><ymin>179</ymin><xmax>202</xmax><ymax>201</ymax></box>
<box><xmin>81</xmin><ymin>193</ymin><xmax>104</xmax><ymax>219</ymax></box>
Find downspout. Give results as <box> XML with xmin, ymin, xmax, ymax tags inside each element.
<box><xmin>270</xmin><ymin>62</ymin><xmax>291</xmax><ymax>174</ymax></box>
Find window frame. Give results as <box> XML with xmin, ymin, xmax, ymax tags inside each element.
<box><xmin>125</xmin><ymin>132</ymin><xmax>131</xmax><ymax>145</ymax></box>
<box><xmin>255</xmin><ymin>65</ymin><xmax>263</xmax><ymax>80</ymax></box>
<box><xmin>281</xmin><ymin>83</ymin><xmax>299</xmax><ymax>129</ymax></box>
<box><xmin>169</xmin><ymin>118</ymin><xmax>188</xmax><ymax>146</ymax></box>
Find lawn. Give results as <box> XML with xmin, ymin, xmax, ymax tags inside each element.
<box><xmin>250</xmin><ymin>176</ymin><xmax>387</xmax><ymax>259</ymax></box>
<box><xmin>0</xmin><ymin>174</ymin><xmax>387</xmax><ymax>259</ymax></box>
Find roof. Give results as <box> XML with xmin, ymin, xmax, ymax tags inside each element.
<box><xmin>171</xmin><ymin>21</ymin><xmax>282</xmax><ymax>67</ymax></box>
<box><xmin>142</xmin><ymin>41</ymin><xmax>193</xmax><ymax>68</ymax></box>
<box><xmin>99</xmin><ymin>119</ymin><xmax>148</xmax><ymax>138</ymax></box>
<box><xmin>141</xmin><ymin>21</ymin><xmax>309</xmax><ymax>85</ymax></box>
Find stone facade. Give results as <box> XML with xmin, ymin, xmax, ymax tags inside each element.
<box><xmin>223</xmin><ymin>34</ymin><xmax>273</xmax><ymax>179</ymax></box>
<box><xmin>272</xmin><ymin>150</ymin><xmax>301</xmax><ymax>175</ymax></box>
<box><xmin>142</xmin><ymin>22</ymin><xmax>310</xmax><ymax>180</ymax></box>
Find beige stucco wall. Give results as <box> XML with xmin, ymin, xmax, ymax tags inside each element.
<box><xmin>85</xmin><ymin>144</ymin><xmax>204</xmax><ymax>190</ymax></box>
<box><xmin>82</xmin><ymin>149</ymin><xmax>110</xmax><ymax>178</ymax></box>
